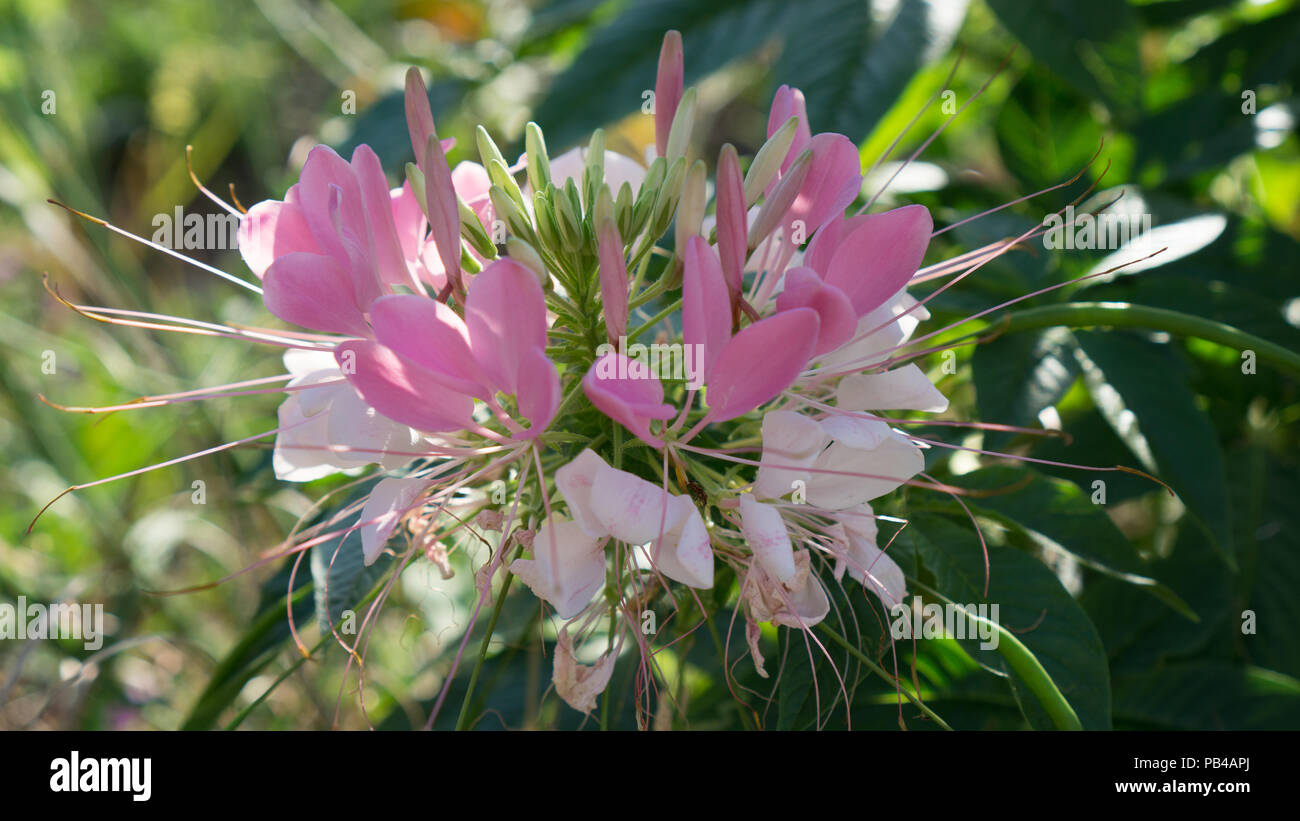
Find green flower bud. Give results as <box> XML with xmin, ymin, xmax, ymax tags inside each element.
<box><xmin>524</xmin><ymin>122</ymin><xmax>551</xmax><ymax>194</ymax></box>
<box><xmin>665</xmin><ymin>87</ymin><xmax>696</xmax><ymax>162</ymax></box>
<box><xmin>744</xmin><ymin>115</ymin><xmax>799</xmax><ymax>206</ymax></box>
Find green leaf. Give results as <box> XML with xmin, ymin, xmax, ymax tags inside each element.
<box><xmin>955</xmin><ymin>465</ymin><xmax>1195</xmax><ymax>620</ymax></box>
<box><xmin>908</xmin><ymin>513</ymin><xmax>1111</xmax><ymax>729</ymax></box>
<box><xmin>776</xmin><ymin>0</ymin><xmax>965</xmax><ymax>141</ymax></box>
<box><xmin>986</xmin><ymin>0</ymin><xmax>1142</xmax><ymax>115</ymax></box>
<box><xmin>533</xmin><ymin>0</ymin><xmax>789</xmax><ymax>150</ymax></box>
<box><xmin>533</xmin><ymin>0</ymin><xmax>961</xmax><ymax>151</ymax></box>
<box><xmin>971</xmin><ymin>327</ymin><xmax>1078</xmax><ymax>449</ymax></box>
<box><xmin>1113</xmin><ymin>663</ymin><xmax>1300</xmax><ymax>730</ymax></box>
<box><xmin>1072</xmin><ymin>329</ymin><xmax>1232</xmax><ymax>559</ymax></box>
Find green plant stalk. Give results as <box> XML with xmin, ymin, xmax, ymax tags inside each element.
<box><xmin>223</xmin><ymin>574</ymin><xmax>389</xmax><ymax>730</ymax></box>
<box><xmin>455</xmin><ymin>545</ymin><xmax>522</xmax><ymax>731</ymax></box>
<box><xmin>910</xmin><ymin>581</ymin><xmax>1082</xmax><ymax>730</ymax></box>
<box><xmin>998</xmin><ymin>302</ymin><xmax>1300</xmax><ymax>379</ymax></box>
<box><xmin>628</xmin><ymin>297</ymin><xmax>683</xmax><ymax>343</ymax></box>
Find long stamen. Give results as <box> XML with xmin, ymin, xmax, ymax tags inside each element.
<box><xmin>48</xmin><ymin>199</ymin><xmax>263</xmax><ymax>294</ymax></box>
<box><xmin>185</xmin><ymin>145</ymin><xmax>242</xmax><ymax>218</ymax></box>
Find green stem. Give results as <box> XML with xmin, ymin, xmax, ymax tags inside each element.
<box><xmin>628</xmin><ymin>297</ymin><xmax>683</xmax><ymax>343</ymax></box>
<box><xmin>454</xmin><ymin>544</ymin><xmax>522</xmax><ymax>731</ymax></box>
<box><xmin>910</xmin><ymin>581</ymin><xmax>1082</xmax><ymax>731</ymax></box>
<box><xmin>998</xmin><ymin>302</ymin><xmax>1300</xmax><ymax>379</ymax></box>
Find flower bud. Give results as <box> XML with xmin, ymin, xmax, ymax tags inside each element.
<box><xmin>405</xmin><ymin>162</ymin><xmax>428</xmax><ymax>221</ymax></box>
<box><xmin>614</xmin><ymin>181</ymin><xmax>636</xmax><ymax>240</ymax></box>
<box><xmin>665</xmin><ymin>87</ymin><xmax>696</xmax><ymax>162</ymax></box>
<box><xmin>490</xmin><ymin>184</ymin><xmax>533</xmax><ymax>241</ymax></box>
<box><xmin>593</xmin><ymin>184</ymin><xmax>615</xmax><ymax>228</ymax></box>
<box><xmin>744</xmin><ymin>115</ymin><xmax>799</xmax><ymax>206</ymax></box>
<box><xmin>649</xmin><ymin>156</ymin><xmax>687</xmax><ymax>239</ymax></box>
<box><xmin>749</xmin><ymin>147</ymin><xmax>812</xmax><ymax>249</ymax></box>
<box><xmin>476</xmin><ymin>124</ymin><xmax>507</xmax><ymax>171</ymax></box>
<box><xmin>675</xmin><ymin>159</ymin><xmax>707</xmax><ymax>254</ymax></box>
<box><xmin>487</xmin><ymin>157</ymin><xmax>527</xmax><ymax>213</ymax></box>
<box><xmin>532</xmin><ymin>189</ymin><xmax>564</xmax><ymax>255</ymax></box>
<box><xmin>525</xmin><ymin>122</ymin><xmax>551</xmax><ymax>193</ymax></box>
<box><xmin>459</xmin><ymin>195</ymin><xmax>497</xmax><ymax>259</ymax></box>
<box><xmin>506</xmin><ymin>237</ymin><xmax>549</xmax><ymax>287</ymax></box>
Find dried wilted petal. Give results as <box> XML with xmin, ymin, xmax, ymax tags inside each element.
<box><xmin>742</xmin><ymin>549</ymin><xmax>829</xmax><ymax>629</ymax></box>
<box><xmin>746</xmin><ymin>619</ymin><xmax>768</xmax><ymax>679</ymax></box>
<box><xmin>553</xmin><ymin>628</ymin><xmax>617</xmax><ymax>713</ymax></box>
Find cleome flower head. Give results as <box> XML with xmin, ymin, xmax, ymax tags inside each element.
<box><xmin>42</xmin><ymin>27</ymin><xmax>1129</xmax><ymax>729</ymax></box>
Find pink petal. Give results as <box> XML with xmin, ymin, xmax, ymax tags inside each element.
<box><xmin>786</xmin><ymin>133</ymin><xmax>861</xmax><ymax>235</ymax></box>
<box><xmin>335</xmin><ymin>340</ymin><xmax>475</xmax><ymax>432</ymax></box>
<box><xmin>238</xmin><ymin>197</ymin><xmax>317</xmax><ymax>279</ymax></box>
<box><xmin>423</xmin><ymin>133</ymin><xmax>463</xmax><ymax>291</ymax></box>
<box><xmin>715</xmin><ymin>144</ymin><xmax>747</xmax><ymax>299</ymax></box>
<box><xmin>404</xmin><ymin>68</ymin><xmax>436</xmax><ymax>172</ymax></box>
<box><xmin>703</xmin><ymin>308</ymin><xmax>820</xmax><ymax>422</ymax></box>
<box><xmin>596</xmin><ymin>219</ymin><xmax>629</xmax><ymax>342</ymax></box>
<box><xmin>513</xmin><ymin>346</ymin><xmax>561</xmax><ymax>438</ymax></box>
<box><xmin>803</xmin><ymin>212</ymin><xmax>864</xmax><ymax>276</ymax></box>
<box><xmin>390</xmin><ymin>181</ymin><xmax>426</xmax><ymax>263</ymax></box>
<box><xmin>263</xmin><ymin>251</ymin><xmax>370</xmax><ymax>336</ymax></box>
<box><xmin>297</xmin><ymin>145</ymin><xmax>366</xmax><ymax>265</ymax></box>
<box><xmin>452</xmin><ymin>161</ymin><xmax>493</xmax><ymax>227</ymax></box>
<box><xmin>465</xmin><ymin>258</ymin><xmax>548</xmax><ymax>395</ymax></box>
<box><xmin>767</xmin><ymin>85</ymin><xmax>812</xmax><ymax>175</ymax></box>
<box><xmin>774</xmin><ymin>266</ymin><xmax>856</xmax><ymax>355</ymax></box>
<box><xmin>682</xmin><ymin>236</ymin><xmax>731</xmax><ymax>379</ymax></box>
<box><xmin>369</xmin><ymin>294</ymin><xmax>486</xmax><ymax>397</ymax></box>
<box><xmin>351</xmin><ymin>144</ymin><xmax>411</xmax><ymax>289</ymax></box>
<box><xmin>654</xmin><ymin>30</ymin><xmax>684</xmax><ymax>157</ymax></box>
<box><xmin>824</xmin><ymin>204</ymin><xmax>932</xmax><ymax>316</ymax></box>
<box><xmin>582</xmin><ymin>353</ymin><xmax>675</xmax><ymax>447</ymax></box>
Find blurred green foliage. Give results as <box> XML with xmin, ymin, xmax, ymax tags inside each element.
<box><xmin>2</xmin><ymin>0</ymin><xmax>1298</xmax><ymax>730</ymax></box>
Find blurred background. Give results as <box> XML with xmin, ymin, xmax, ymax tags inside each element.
<box><xmin>2</xmin><ymin>0</ymin><xmax>1298</xmax><ymax>730</ymax></box>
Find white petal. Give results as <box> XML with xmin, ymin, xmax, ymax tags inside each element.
<box><xmin>511</xmin><ymin>517</ymin><xmax>605</xmax><ymax>620</ymax></box>
<box><xmin>283</xmin><ymin>348</ymin><xmax>340</xmax><ymax>377</ymax></box>
<box><xmin>807</xmin><ymin>431</ymin><xmax>924</xmax><ymax>509</ymax></box>
<box><xmin>739</xmin><ymin>495</ymin><xmax>796</xmax><ymax>583</ymax></box>
<box><xmin>652</xmin><ymin>496</ymin><xmax>714</xmax><ymax>588</ymax></box>
<box><xmin>554</xmin><ymin>449</ymin><xmax>611</xmax><ymax>538</ymax></box>
<box><xmin>819</xmin><ymin>414</ymin><xmax>892</xmax><ymax>449</ymax></box>
<box><xmin>837</xmin><ymin>365</ymin><xmax>948</xmax><ymax>412</ymax></box>
<box><xmin>754</xmin><ymin>410</ymin><xmax>827</xmax><ymax>499</ymax></box>
<box><xmin>845</xmin><ymin>534</ymin><xmax>907</xmax><ymax>609</ymax></box>
<box><xmin>589</xmin><ymin>465</ymin><xmax>679</xmax><ymax>545</ymax></box>
<box><xmin>359</xmin><ymin>477</ymin><xmax>429</xmax><ymax>565</ymax></box>
<box><xmin>273</xmin><ymin>390</ymin><xmax>349</xmax><ymax>482</ymax></box>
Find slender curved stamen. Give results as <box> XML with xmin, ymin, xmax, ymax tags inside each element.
<box><xmin>47</xmin><ymin>199</ymin><xmax>263</xmax><ymax>294</ymax></box>
<box><xmin>859</xmin><ymin>45</ymin><xmax>1017</xmax><ymax>214</ymax></box>
<box><xmin>185</xmin><ymin>145</ymin><xmax>243</xmax><ymax>218</ymax></box>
